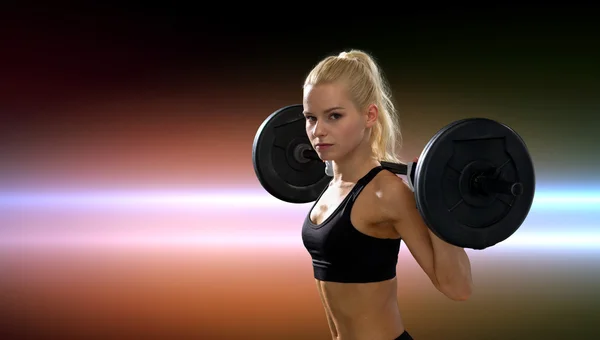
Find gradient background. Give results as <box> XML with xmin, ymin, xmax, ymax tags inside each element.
<box><xmin>1</xmin><ymin>7</ymin><xmax>599</xmax><ymax>340</ymax></box>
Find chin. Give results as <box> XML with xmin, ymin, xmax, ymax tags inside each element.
<box><xmin>317</xmin><ymin>153</ymin><xmax>334</xmax><ymax>161</ymax></box>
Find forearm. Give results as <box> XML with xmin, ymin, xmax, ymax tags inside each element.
<box><xmin>428</xmin><ymin>229</ymin><xmax>473</xmax><ymax>300</ymax></box>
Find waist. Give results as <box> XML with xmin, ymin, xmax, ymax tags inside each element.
<box><xmin>319</xmin><ymin>277</ymin><xmax>400</xmax><ymax>317</ymax></box>
<box><xmin>319</xmin><ymin>278</ymin><xmax>404</xmax><ymax>339</ymax></box>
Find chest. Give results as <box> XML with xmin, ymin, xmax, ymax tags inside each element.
<box><xmin>309</xmin><ymin>187</ymin><xmax>351</xmax><ymax>225</ymax></box>
<box><xmin>302</xmin><ymin>200</ymin><xmax>399</xmax><ymax>262</ymax></box>
<box><xmin>307</xmin><ymin>186</ymin><xmax>397</xmax><ymax>240</ymax></box>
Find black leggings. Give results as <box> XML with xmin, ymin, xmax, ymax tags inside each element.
<box><xmin>395</xmin><ymin>330</ymin><xmax>413</xmax><ymax>340</ymax></box>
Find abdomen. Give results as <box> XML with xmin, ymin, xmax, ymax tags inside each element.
<box><xmin>316</xmin><ymin>277</ymin><xmax>405</xmax><ymax>339</ymax></box>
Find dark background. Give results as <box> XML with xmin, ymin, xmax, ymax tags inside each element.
<box><xmin>1</xmin><ymin>6</ymin><xmax>599</xmax><ymax>339</ymax></box>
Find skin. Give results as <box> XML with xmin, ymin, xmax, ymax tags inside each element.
<box><xmin>302</xmin><ymin>82</ymin><xmax>474</xmax><ymax>340</ymax></box>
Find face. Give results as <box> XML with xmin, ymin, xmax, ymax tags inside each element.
<box><xmin>302</xmin><ymin>82</ymin><xmax>378</xmax><ymax>161</ymax></box>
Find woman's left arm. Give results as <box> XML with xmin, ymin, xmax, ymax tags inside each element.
<box><xmin>380</xmin><ymin>173</ymin><xmax>473</xmax><ymax>301</ymax></box>
<box><xmin>427</xmin><ymin>228</ymin><xmax>473</xmax><ymax>300</ymax></box>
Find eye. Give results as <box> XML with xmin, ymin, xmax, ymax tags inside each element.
<box><xmin>330</xmin><ymin>113</ymin><xmax>342</xmax><ymax>120</ymax></box>
<box><xmin>305</xmin><ymin>115</ymin><xmax>316</xmax><ymax>122</ymax></box>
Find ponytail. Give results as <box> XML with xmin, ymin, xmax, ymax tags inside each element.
<box><xmin>304</xmin><ymin>50</ymin><xmax>402</xmax><ymax>162</ymax></box>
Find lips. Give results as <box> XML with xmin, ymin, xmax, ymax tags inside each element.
<box><xmin>315</xmin><ymin>143</ymin><xmax>333</xmax><ymax>150</ymax></box>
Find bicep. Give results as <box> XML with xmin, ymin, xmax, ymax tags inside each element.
<box><xmin>389</xmin><ymin>182</ymin><xmax>439</xmax><ymax>286</ymax></box>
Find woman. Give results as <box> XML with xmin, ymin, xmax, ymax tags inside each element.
<box><xmin>300</xmin><ymin>50</ymin><xmax>473</xmax><ymax>340</ymax></box>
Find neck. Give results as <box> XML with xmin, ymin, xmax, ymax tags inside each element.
<box><xmin>329</xmin><ymin>142</ymin><xmax>380</xmax><ymax>185</ymax></box>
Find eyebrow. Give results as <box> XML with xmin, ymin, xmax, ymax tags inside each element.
<box><xmin>303</xmin><ymin>106</ymin><xmax>345</xmax><ymax>115</ymax></box>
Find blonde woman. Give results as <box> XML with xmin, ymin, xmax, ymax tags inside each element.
<box><xmin>301</xmin><ymin>50</ymin><xmax>473</xmax><ymax>340</ymax></box>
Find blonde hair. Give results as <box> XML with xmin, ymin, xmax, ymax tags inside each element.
<box><xmin>303</xmin><ymin>49</ymin><xmax>401</xmax><ymax>163</ymax></box>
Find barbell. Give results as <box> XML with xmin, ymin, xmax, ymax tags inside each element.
<box><xmin>252</xmin><ymin>104</ymin><xmax>536</xmax><ymax>250</ymax></box>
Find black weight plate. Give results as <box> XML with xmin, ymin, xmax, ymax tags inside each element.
<box><xmin>414</xmin><ymin>118</ymin><xmax>535</xmax><ymax>249</ymax></box>
<box><xmin>252</xmin><ymin>104</ymin><xmax>330</xmax><ymax>203</ymax></box>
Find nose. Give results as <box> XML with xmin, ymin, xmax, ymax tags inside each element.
<box><xmin>311</xmin><ymin>120</ymin><xmax>327</xmax><ymax>137</ymax></box>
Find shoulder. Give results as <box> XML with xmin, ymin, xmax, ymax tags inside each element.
<box><xmin>366</xmin><ymin>170</ymin><xmax>416</xmax><ymax>223</ymax></box>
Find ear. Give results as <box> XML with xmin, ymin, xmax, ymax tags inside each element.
<box><xmin>365</xmin><ymin>104</ymin><xmax>378</xmax><ymax>128</ymax></box>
